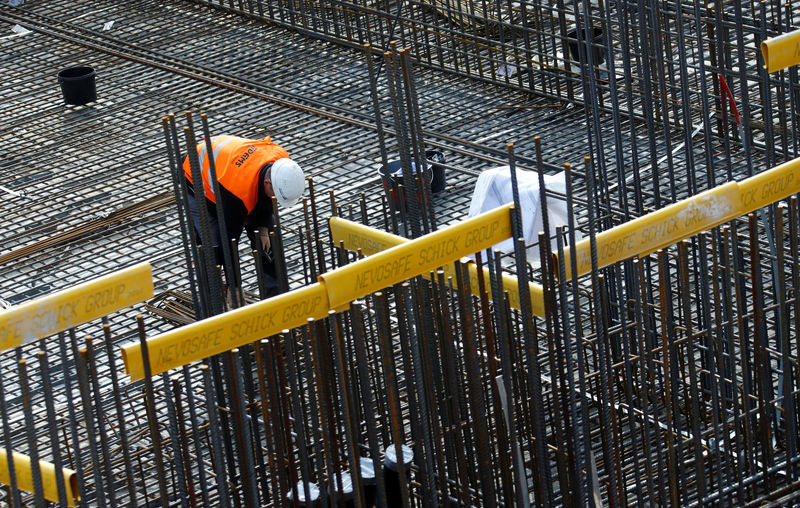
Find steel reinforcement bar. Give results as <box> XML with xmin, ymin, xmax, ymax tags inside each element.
<box><xmin>1</xmin><ymin>185</ymin><xmax>798</xmax><ymax>506</ymax></box>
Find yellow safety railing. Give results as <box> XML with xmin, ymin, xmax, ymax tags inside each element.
<box><xmin>0</xmin><ymin>264</ymin><xmax>152</xmax><ymax>502</ymax></box>
<box><xmin>0</xmin><ymin>263</ymin><xmax>154</xmax><ymax>351</ymax></box>
<box><xmin>0</xmin><ymin>451</ymin><xmax>79</xmax><ymax>506</ymax></box>
<box><xmin>333</xmin><ymin>157</ymin><xmax>800</xmax><ymax>296</ymax></box>
<box><xmin>761</xmin><ymin>27</ymin><xmax>800</xmax><ymax>73</ymax></box>
<box><xmin>121</xmin><ymin>205</ymin><xmax>513</xmax><ymax>379</ymax></box>
<box><xmin>329</xmin><ymin>216</ymin><xmax>545</xmax><ymax>316</ymax></box>
<box><xmin>560</xmin><ymin>156</ymin><xmax>800</xmax><ymax>277</ymax></box>
<box><xmin>319</xmin><ymin>206</ymin><xmax>512</xmax><ymax>307</ymax></box>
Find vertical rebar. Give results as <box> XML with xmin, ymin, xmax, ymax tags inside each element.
<box><xmin>199</xmin><ymin>364</ymin><xmax>232</xmax><ymax>507</ymax></box>
<box><xmin>36</xmin><ymin>350</ymin><xmax>68</xmax><ymax>506</ymax></box>
<box><xmin>18</xmin><ymin>358</ymin><xmax>45</xmax><ymax>507</ymax></box>
<box><xmin>84</xmin><ymin>337</ymin><xmax>119</xmax><ymax>507</ymax></box>
<box><xmin>101</xmin><ymin>321</ymin><xmax>138</xmax><ymax>505</ymax></box>
<box><xmin>136</xmin><ymin>316</ymin><xmax>171</xmax><ymax>507</ymax></box>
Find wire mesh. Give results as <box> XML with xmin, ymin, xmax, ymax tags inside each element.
<box><xmin>1</xmin><ymin>0</ymin><xmax>799</xmax><ymax>505</ymax></box>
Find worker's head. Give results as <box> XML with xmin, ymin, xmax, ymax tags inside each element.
<box><xmin>267</xmin><ymin>158</ymin><xmax>305</xmax><ymax>208</ymax></box>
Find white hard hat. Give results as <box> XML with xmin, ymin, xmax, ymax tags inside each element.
<box><xmin>270</xmin><ymin>158</ymin><xmax>305</xmax><ymax>208</ymax></box>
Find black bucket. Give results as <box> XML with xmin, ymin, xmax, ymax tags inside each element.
<box><xmin>379</xmin><ymin>150</ymin><xmax>446</xmax><ymax>209</ymax></box>
<box><xmin>382</xmin><ymin>443</ymin><xmax>413</xmax><ymax>508</ymax></box>
<box><xmin>57</xmin><ymin>66</ymin><xmax>97</xmax><ymax>105</ymax></box>
<box><xmin>566</xmin><ymin>27</ymin><xmax>607</xmax><ymax>66</ymax></box>
<box><xmin>426</xmin><ymin>150</ymin><xmax>446</xmax><ymax>193</ymax></box>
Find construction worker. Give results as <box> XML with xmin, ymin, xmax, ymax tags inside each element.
<box><xmin>183</xmin><ymin>135</ymin><xmax>305</xmax><ymax>299</ymax></box>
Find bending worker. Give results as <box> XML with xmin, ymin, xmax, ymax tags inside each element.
<box><xmin>183</xmin><ymin>135</ymin><xmax>305</xmax><ymax>299</ymax></box>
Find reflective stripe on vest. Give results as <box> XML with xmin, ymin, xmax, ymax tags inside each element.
<box><xmin>198</xmin><ymin>135</ymin><xmax>235</xmax><ymax>198</ymax></box>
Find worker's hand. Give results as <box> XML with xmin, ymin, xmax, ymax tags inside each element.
<box><xmin>258</xmin><ymin>227</ymin><xmax>271</xmax><ymax>252</ymax></box>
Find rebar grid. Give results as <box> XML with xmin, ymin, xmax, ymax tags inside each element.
<box><xmin>1</xmin><ymin>0</ymin><xmax>799</xmax><ymax>505</ymax></box>
<box><xmin>2</xmin><ymin>187</ymin><xmax>798</xmax><ymax>506</ymax></box>
<box><xmin>182</xmin><ymin>0</ymin><xmax>800</xmax><ymax>215</ymax></box>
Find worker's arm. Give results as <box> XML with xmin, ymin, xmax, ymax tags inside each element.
<box><xmin>252</xmin><ymin>227</ymin><xmax>272</xmax><ymax>264</ymax></box>
<box><xmin>244</xmin><ymin>196</ymin><xmax>274</xmax><ymax>260</ymax></box>
<box><xmin>245</xmin><ymin>187</ymin><xmax>276</xmax><ymax>249</ymax></box>
<box><xmin>244</xmin><ymin>210</ymin><xmax>280</xmax><ymax>298</ymax></box>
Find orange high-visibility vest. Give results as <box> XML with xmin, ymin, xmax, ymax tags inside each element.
<box><xmin>183</xmin><ymin>136</ymin><xmax>290</xmax><ymax>213</ymax></box>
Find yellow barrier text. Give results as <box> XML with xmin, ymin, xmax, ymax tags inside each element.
<box><xmin>321</xmin><ymin>205</ymin><xmax>513</xmax><ymax>308</ymax></box>
<box><xmin>122</xmin><ymin>283</ymin><xmax>330</xmax><ymax>379</ymax></box>
<box><xmin>738</xmin><ymin>157</ymin><xmax>800</xmax><ymax>211</ymax></box>
<box><xmin>331</xmin><ymin>216</ymin><xmax>545</xmax><ymax>316</ymax></box>
<box><xmin>561</xmin><ymin>182</ymin><xmax>740</xmax><ymax>277</ymax></box>
<box><xmin>0</xmin><ymin>263</ymin><xmax>153</xmax><ymax>350</ymax></box>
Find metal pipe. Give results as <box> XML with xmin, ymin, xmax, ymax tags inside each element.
<box><xmin>61</xmin><ymin>330</ymin><xmax>87</xmax><ymax>505</ymax></box>
<box><xmin>84</xmin><ymin>337</ymin><xmax>119</xmax><ymax>507</ymax></box>
<box><xmin>101</xmin><ymin>321</ymin><xmax>138</xmax><ymax>505</ymax></box>
<box><xmin>374</xmin><ymin>291</ymin><xmax>412</xmax><ymax>506</ymax></box>
<box><xmin>199</xmin><ymin>363</ymin><xmax>232</xmax><ymax>507</ymax></box>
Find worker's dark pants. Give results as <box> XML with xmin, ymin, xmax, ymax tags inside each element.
<box><xmin>186</xmin><ymin>191</ymin><xmax>281</xmax><ymax>299</ymax></box>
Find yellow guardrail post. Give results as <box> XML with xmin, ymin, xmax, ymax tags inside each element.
<box><xmin>0</xmin><ymin>263</ymin><xmax>154</xmax><ymax>350</ymax></box>
<box><xmin>329</xmin><ymin>215</ymin><xmax>545</xmax><ymax>316</ymax></box>
<box><xmin>122</xmin><ymin>206</ymin><xmax>513</xmax><ymax>379</ymax></box>
<box><xmin>0</xmin><ymin>451</ymin><xmax>79</xmax><ymax>506</ymax></box>
<box><xmin>761</xmin><ymin>27</ymin><xmax>800</xmax><ymax>73</ymax></box>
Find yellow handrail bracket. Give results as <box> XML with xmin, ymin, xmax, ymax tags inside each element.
<box><xmin>0</xmin><ymin>450</ymin><xmax>80</xmax><ymax>506</ymax></box>
<box><xmin>761</xmin><ymin>27</ymin><xmax>800</xmax><ymax>73</ymax></box>
<box><xmin>0</xmin><ymin>263</ymin><xmax>154</xmax><ymax>350</ymax></box>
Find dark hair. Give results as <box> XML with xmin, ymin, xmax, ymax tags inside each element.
<box><xmin>260</xmin><ymin>163</ymin><xmax>274</xmax><ymax>198</ymax></box>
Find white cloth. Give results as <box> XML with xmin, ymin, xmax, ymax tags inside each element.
<box><xmin>468</xmin><ymin>166</ymin><xmax>576</xmax><ymax>264</ymax></box>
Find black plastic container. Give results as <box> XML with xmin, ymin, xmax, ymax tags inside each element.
<box><xmin>57</xmin><ymin>66</ymin><xmax>97</xmax><ymax>105</ymax></box>
<box><xmin>358</xmin><ymin>457</ymin><xmax>377</xmax><ymax>507</ymax></box>
<box><xmin>426</xmin><ymin>150</ymin><xmax>446</xmax><ymax>194</ymax></box>
<box><xmin>383</xmin><ymin>444</ymin><xmax>413</xmax><ymax>508</ymax></box>
<box><xmin>566</xmin><ymin>27</ymin><xmax>607</xmax><ymax>66</ymax></box>
<box><xmin>380</xmin><ymin>150</ymin><xmax>446</xmax><ymax>209</ymax></box>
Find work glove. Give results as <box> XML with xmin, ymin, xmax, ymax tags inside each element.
<box><xmin>258</xmin><ymin>226</ymin><xmax>273</xmax><ymax>262</ymax></box>
<box><xmin>261</xmin><ymin>246</ymin><xmax>273</xmax><ymax>264</ymax></box>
